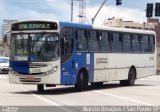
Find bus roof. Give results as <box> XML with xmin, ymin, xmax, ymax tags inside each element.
<box><xmin>93</xmin><ymin>25</ymin><xmax>155</xmax><ymax>35</ymax></box>
<box><xmin>59</xmin><ymin>21</ymin><xmax>155</xmax><ymax>35</ymax></box>
<box><xmin>59</xmin><ymin>21</ymin><xmax>92</xmax><ymax>29</ymax></box>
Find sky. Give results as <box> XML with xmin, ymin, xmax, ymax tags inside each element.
<box><xmin>0</xmin><ymin>0</ymin><xmax>160</xmax><ymax>36</ymax></box>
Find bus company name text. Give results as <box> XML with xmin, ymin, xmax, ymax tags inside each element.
<box><xmin>96</xmin><ymin>58</ymin><xmax>108</xmax><ymax>64</ymax></box>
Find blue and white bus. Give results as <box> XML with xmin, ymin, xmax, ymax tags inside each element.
<box><xmin>9</xmin><ymin>20</ymin><xmax>156</xmax><ymax>92</ymax></box>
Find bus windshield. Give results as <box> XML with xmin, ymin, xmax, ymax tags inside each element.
<box><xmin>10</xmin><ymin>33</ymin><xmax>59</xmax><ymax>62</ymax></box>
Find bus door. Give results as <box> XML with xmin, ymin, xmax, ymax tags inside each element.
<box><xmin>60</xmin><ymin>27</ymin><xmax>74</xmax><ymax>84</ymax></box>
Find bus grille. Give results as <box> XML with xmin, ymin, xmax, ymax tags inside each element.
<box><xmin>29</xmin><ymin>63</ymin><xmax>48</xmax><ymax>68</ymax></box>
<box><xmin>17</xmin><ymin>72</ymin><xmax>43</xmax><ymax>75</ymax></box>
<box><xmin>19</xmin><ymin>77</ymin><xmax>41</xmax><ymax>82</ymax></box>
<box><xmin>29</xmin><ymin>73</ymin><xmax>43</xmax><ymax>75</ymax></box>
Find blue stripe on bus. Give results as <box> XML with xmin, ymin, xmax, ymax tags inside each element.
<box><xmin>10</xmin><ymin>61</ymin><xmax>29</xmax><ymax>74</ymax></box>
<box><xmin>60</xmin><ymin>22</ymin><xmax>92</xmax><ymax>29</ymax></box>
<box><xmin>60</xmin><ymin>52</ymin><xmax>94</xmax><ymax>85</ymax></box>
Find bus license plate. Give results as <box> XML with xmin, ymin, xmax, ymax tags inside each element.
<box><xmin>26</xmin><ymin>76</ymin><xmax>34</xmax><ymax>81</ymax></box>
<box><xmin>31</xmin><ymin>69</ymin><xmax>41</xmax><ymax>73</ymax></box>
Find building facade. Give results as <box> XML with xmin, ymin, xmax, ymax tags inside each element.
<box><xmin>103</xmin><ymin>17</ymin><xmax>156</xmax><ymax>31</ymax></box>
<box><xmin>147</xmin><ymin>18</ymin><xmax>160</xmax><ymax>44</ymax></box>
<box><xmin>2</xmin><ymin>20</ymin><xmax>17</xmax><ymax>45</ymax></box>
<box><xmin>147</xmin><ymin>18</ymin><xmax>160</xmax><ymax>71</ymax></box>
<box><xmin>1</xmin><ymin>20</ymin><xmax>17</xmax><ymax>56</ymax></box>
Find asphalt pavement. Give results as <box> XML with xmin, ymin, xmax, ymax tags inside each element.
<box><xmin>0</xmin><ymin>74</ymin><xmax>160</xmax><ymax>112</ymax></box>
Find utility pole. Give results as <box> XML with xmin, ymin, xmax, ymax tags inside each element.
<box><xmin>92</xmin><ymin>0</ymin><xmax>107</xmax><ymax>24</ymax></box>
<box><xmin>71</xmin><ymin>0</ymin><xmax>86</xmax><ymax>23</ymax></box>
<box><xmin>79</xmin><ymin>0</ymin><xmax>86</xmax><ymax>23</ymax></box>
<box><xmin>71</xmin><ymin>0</ymin><xmax>73</xmax><ymax>22</ymax></box>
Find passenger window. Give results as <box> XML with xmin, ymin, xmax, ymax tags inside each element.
<box><xmin>149</xmin><ymin>35</ymin><xmax>155</xmax><ymax>53</ymax></box>
<box><xmin>88</xmin><ymin>30</ymin><xmax>100</xmax><ymax>52</ymax></box>
<box><xmin>100</xmin><ymin>31</ymin><xmax>110</xmax><ymax>52</ymax></box>
<box><xmin>123</xmin><ymin>33</ymin><xmax>132</xmax><ymax>53</ymax></box>
<box><xmin>132</xmin><ymin>34</ymin><xmax>141</xmax><ymax>53</ymax></box>
<box><xmin>111</xmin><ymin>32</ymin><xmax>122</xmax><ymax>52</ymax></box>
<box><xmin>141</xmin><ymin>35</ymin><xmax>150</xmax><ymax>53</ymax></box>
<box><xmin>76</xmin><ymin>29</ymin><xmax>88</xmax><ymax>51</ymax></box>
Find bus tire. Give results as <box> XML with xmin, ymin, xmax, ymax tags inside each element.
<box><xmin>120</xmin><ymin>68</ymin><xmax>136</xmax><ymax>86</ymax></box>
<box><xmin>91</xmin><ymin>82</ymin><xmax>103</xmax><ymax>87</ymax></box>
<box><xmin>75</xmin><ymin>70</ymin><xmax>88</xmax><ymax>92</ymax></box>
<box><xmin>37</xmin><ymin>84</ymin><xmax>44</xmax><ymax>92</ymax></box>
<box><xmin>128</xmin><ymin>68</ymin><xmax>136</xmax><ymax>86</ymax></box>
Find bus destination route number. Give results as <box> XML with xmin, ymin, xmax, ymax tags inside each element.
<box><xmin>12</xmin><ymin>21</ymin><xmax>58</xmax><ymax>31</ymax></box>
<box><xmin>19</xmin><ymin>24</ymin><xmax>51</xmax><ymax>30</ymax></box>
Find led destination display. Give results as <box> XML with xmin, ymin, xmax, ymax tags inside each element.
<box><xmin>12</xmin><ymin>21</ymin><xmax>58</xmax><ymax>31</ymax></box>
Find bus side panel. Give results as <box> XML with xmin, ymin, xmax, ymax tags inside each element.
<box><xmin>93</xmin><ymin>53</ymin><xmax>156</xmax><ymax>82</ymax></box>
<box><xmin>93</xmin><ymin>53</ymin><xmax>128</xmax><ymax>82</ymax></box>
<box><xmin>108</xmin><ymin>53</ymin><xmax>156</xmax><ymax>80</ymax></box>
<box><xmin>107</xmin><ymin>54</ymin><xmax>129</xmax><ymax>81</ymax></box>
<box><xmin>93</xmin><ymin>53</ymin><xmax>110</xmax><ymax>82</ymax></box>
<box><xmin>134</xmin><ymin>54</ymin><xmax>156</xmax><ymax>79</ymax></box>
<box><xmin>60</xmin><ymin>52</ymin><xmax>94</xmax><ymax>85</ymax></box>
<box><xmin>73</xmin><ymin>52</ymin><xmax>94</xmax><ymax>83</ymax></box>
<box><xmin>60</xmin><ymin>55</ymin><xmax>75</xmax><ymax>85</ymax></box>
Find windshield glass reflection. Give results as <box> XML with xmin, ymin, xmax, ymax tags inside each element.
<box><xmin>10</xmin><ymin>33</ymin><xmax>59</xmax><ymax>62</ymax></box>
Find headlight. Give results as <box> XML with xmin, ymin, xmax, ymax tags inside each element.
<box><xmin>43</xmin><ymin>65</ymin><xmax>59</xmax><ymax>76</ymax></box>
<box><xmin>9</xmin><ymin>68</ymin><xmax>17</xmax><ymax>75</ymax></box>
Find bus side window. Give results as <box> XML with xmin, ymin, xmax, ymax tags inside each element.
<box><xmin>149</xmin><ymin>35</ymin><xmax>155</xmax><ymax>53</ymax></box>
<box><xmin>88</xmin><ymin>30</ymin><xmax>100</xmax><ymax>52</ymax></box>
<box><xmin>76</xmin><ymin>29</ymin><xmax>88</xmax><ymax>51</ymax></box>
<box><xmin>141</xmin><ymin>35</ymin><xmax>150</xmax><ymax>53</ymax></box>
<box><xmin>123</xmin><ymin>33</ymin><xmax>132</xmax><ymax>53</ymax></box>
<box><xmin>132</xmin><ymin>34</ymin><xmax>141</xmax><ymax>53</ymax></box>
<box><xmin>100</xmin><ymin>31</ymin><xmax>110</xmax><ymax>52</ymax></box>
<box><xmin>63</xmin><ymin>38</ymin><xmax>73</xmax><ymax>54</ymax></box>
<box><xmin>111</xmin><ymin>32</ymin><xmax>122</xmax><ymax>53</ymax></box>
<box><xmin>60</xmin><ymin>27</ymin><xmax>73</xmax><ymax>63</ymax></box>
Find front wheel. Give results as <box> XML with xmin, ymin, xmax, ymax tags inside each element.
<box><xmin>37</xmin><ymin>84</ymin><xmax>44</xmax><ymax>92</ymax></box>
<box><xmin>75</xmin><ymin>71</ymin><xmax>88</xmax><ymax>92</ymax></box>
<box><xmin>120</xmin><ymin>68</ymin><xmax>136</xmax><ymax>86</ymax></box>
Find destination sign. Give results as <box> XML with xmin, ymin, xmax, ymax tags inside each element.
<box><xmin>12</xmin><ymin>21</ymin><xmax>58</xmax><ymax>31</ymax></box>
